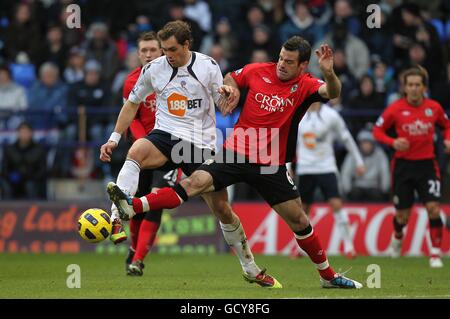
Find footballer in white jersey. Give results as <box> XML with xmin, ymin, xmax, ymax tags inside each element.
<box><xmin>129</xmin><ymin>51</ymin><xmax>223</xmax><ymax>151</ymax></box>
<box><xmin>293</xmin><ymin>102</ymin><xmax>365</xmax><ymax>258</ymax></box>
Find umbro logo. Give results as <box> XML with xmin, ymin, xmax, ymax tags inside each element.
<box><xmin>262</xmin><ymin>77</ymin><xmax>272</xmax><ymax>84</ymax></box>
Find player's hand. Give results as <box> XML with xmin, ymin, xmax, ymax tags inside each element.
<box><xmin>393</xmin><ymin>137</ymin><xmax>410</xmax><ymax>151</ymax></box>
<box><xmin>444</xmin><ymin>139</ymin><xmax>450</xmax><ymax>154</ymax></box>
<box><xmin>218</xmin><ymin>85</ymin><xmax>240</xmax><ymax>116</ymax></box>
<box><xmin>356</xmin><ymin>165</ymin><xmax>366</xmax><ymax>177</ymax></box>
<box><xmin>100</xmin><ymin>140</ymin><xmax>118</xmax><ymax>162</ymax></box>
<box><xmin>316</xmin><ymin>44</ymin><xmax>334</xmax><ymax>74</ymax></box>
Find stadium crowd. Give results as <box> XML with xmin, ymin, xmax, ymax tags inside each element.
<box><xmin>0</xmin><ymin>0</ymin><xmax>449</xmax><ymax>201</ymax></box>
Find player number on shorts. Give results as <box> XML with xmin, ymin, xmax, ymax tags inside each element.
<box><xmin>428</xmin><ymin>180</ymin><xmax>440</xmax><ymax>197</ymax></box>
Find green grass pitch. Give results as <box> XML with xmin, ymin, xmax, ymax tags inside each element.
<box><xmin>0</xmin><ymin>253</ymin><xmax>449</xmax><ymax>298</ymax></box>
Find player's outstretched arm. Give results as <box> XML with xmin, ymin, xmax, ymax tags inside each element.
<box><xmin>99</xmin><ymin>100</ymin><xmax>139</xmax><ymax>162</ymax></box>
<box><xmin>316</xmin><ymin>44</ymin><xmax>341</xmax><ymax>100</ymax></box>
<box><xmin>218</xmin><ymin>73</ymin><xmax>241</xmax><ymax>116</ymax></box>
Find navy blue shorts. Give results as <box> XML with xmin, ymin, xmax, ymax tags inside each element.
<box><xmin>146</xmin><ymin>129</ymin><xmax>214</xmax><ymax>176</ymax></box>
<box><xmin>197</xmin><ymin>149</ymin><xmax>300</xmax><ymax>206</ymax></box>
<box><xmin>296</xmin><ymin>173</ymin><xmax>341</xmax><ymax>204</ymax></box>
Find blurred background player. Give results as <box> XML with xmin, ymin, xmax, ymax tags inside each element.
<box><xmin>101</xmin><ymin>21</ymin><xmax>280</xmax><ymax>287</ymax></box>
<box><xmin>111</xmin><ymin>31</ymin><xmax>182</xmax><ymax>276</ymax></box>
<box><xmin>292</xmin><ymin>101</ymin><xmax>365</xmax><ymax>259</ymax></box>
<box><xmin>373</xmin><ymin>66</ymin><xmax>450</xmax><ymax>268</ymax></box>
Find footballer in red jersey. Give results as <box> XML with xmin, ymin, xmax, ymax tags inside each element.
<box><xmin>123</xmin><ymin>36</ymin><xmax>363</xmax><ymax>288</ymax></box>
<box><xmin>110</xmin><ymin>32</ymin><xmax>180</xmax><ymax>275</ymax></box>
<box><xmin>373</xmin><ymin>66</ymin><xmax>450</xmax><ymax>268</ymax></box>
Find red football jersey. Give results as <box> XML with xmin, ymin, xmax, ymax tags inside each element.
<box><xmin>225</xmin><ymin>63</ymin><xmax>326</xmax><ymax>165</ymax></box>
<box><xmin>123</xmin><ymin>66</ymin><xmax>156</xmax><ymax>139</ymax></box>
<box><xmin>373</xmin><ymin>97</ymin><xmax>450</xmax><ymax>160</ymax></box>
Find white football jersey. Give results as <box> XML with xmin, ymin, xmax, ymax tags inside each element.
<box><xmin>296</xmin><ymin>104</ymin><xmax>363</xmax><ymax>174</ymax></box>
<box><xmin>129</xmin><ymin>52</ymin><xmax>223</xmax><ymax>151</ymax></box>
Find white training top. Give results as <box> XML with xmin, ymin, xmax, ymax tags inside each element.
<box><xmin>296</xmin><ymin>104</ymin><xmax>364</xmax><ymax>175</ymax></box>
<box><xmin>129</xmin><ymin>51</ymin><xmax>223</xmax><ymax>151</ymax></box>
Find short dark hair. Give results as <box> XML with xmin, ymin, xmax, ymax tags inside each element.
<box><xmin>157</xmin><ymin>20</ymin><xmax>193</xmax><ymax>47</ymax></box>
<box><xmin>282</xmin><ymin>36</ymin><xmax>311</xmax><ymax>63</ymax></box>
<box><xmin>17</xmin><ymin>121</ymin><xmax>32</xmax><ymax>131</ymax></box>
<box><xmin>403</xmin><ymin>65</ymin><xmax>428</xmax><ymax>87</ymax></box>
<box><xmin>137</xmin><ymin>31</ymin><xmax>159</xmax><ymax>48</ymax></box>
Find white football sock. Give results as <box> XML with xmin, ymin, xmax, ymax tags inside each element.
<box><xmin>334</xmin><ymin>209</ymin><xmax>354</xmax><ymax>253</ymax></box>
<box><xmin>110</xmin><ymin>204</ymin><xmax>120</xmax><ymax>220</ymax></box>
<box><xmin>220</xmin><ymin>220</ymin><xmax>261</xmax><ymax>277</ymax></box>
<box><xmin>116</xmin><ymin>159</ymin><xmax>141</xmax><ymax>196</ymax></box>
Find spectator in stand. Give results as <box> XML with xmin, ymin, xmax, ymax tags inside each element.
<box><xmin>0</xmin><ymin>64</ymin><xmax>27</xmax><ymax>130</ymax></box>
<box><xmin>68</xmin><ymin>59</ymin><xmax>112</xmax><ymax>142</ymax></box>
<box><xmin>341</xmin><ymin>129</ymin><xmax>390</xmax><ymax>202</ymax></box>
<box><xmin>257</xmin><ymin>0</ymin><xmax>285</xmax><ymax>26</ymax></box>
<box><xmin>250</xmin><ymin>49</ymin><xmax>270</xmax><ymax>63</ymax></box>
<box><xmin>183</xmin><ymin>0</ymin><xmax>212</xmax><ymax>34</ymax></box>
<box><xmin>27</xmin><ymin>62</ymin><xmax>68</xmax><ymax>136</ymax></box>
<box><xmin>392</xmin><ymin>2</ymin><xmax>444</xmax><ymax>85</ymax></box>
<box><xmin>244</xmin><ymin>24</ymin><xmax>278</xmax><ymax>62</ymax></box>
<box><xmin>361</xmin><ymin>8</ymin><xmax>394</xmax><ymax>63</ymax></box>
<box><xmin>347</xmin><ymin>75</ymin><xmax>385</xmax><ymax>135</ymax></box>
<box><xmin>1</xmin><ymin>122</ymin><xmax>47</xmax><ymax>199</ymax></box>
<box><xmin>202</xmin><ymin>17</ymin><xmax>239</xmax><ymax>64</ymax></box>
<box><xmin>349</xmin><ymin>75</ymin><xmax>385</xmax><ymax>110</ymax></box>
<box><xmin>309</xmin><ymin>21</ymin><xmax>370</xmax><ymax>80</ymax></box>
<box><xmin>238</xmin><ymin>4</ymin><xmax>267</xmax><ymax>49</ymax></box>
<box><xmin>82</xmin><ymin>22</ymin><xmax>120</xmax><ymax>85</ymax></box>
<box><xmin>111</xmin><ymin>49</ymin><xmax>140</xmax><ymax>106</ymax></box>
<box><xmin>369</xmin><ymin>58</ymin><xmax>395</xmax><ymax>101</ymax></box>
<box><xmin>166</xmin><ymin>1</ymin><xmax>204</xmax><ymax>52</ymax></box>
<box><xmin>209</xmin><ymin>44</ymin><xmax>231</xmax><ymax>75</ymax></box>
<box><xmin>279</xmin><ymin>0</ymin><xmax>324</xmax><ymax>45</ymax></box>
<box><xmin>332</xmin><ymin>0</ymin><xmax>361</xmax><ymax>36</ymax></box>
<box><xmin>63</xmin><ymin>47</ymin><xmax>86</xmax><ymax>84</ymax></box>
<box><xmin>332</xmin><ymin>48</ymin><xmax>356</xmax><ymax>105</ymax></box>
<box><xmin>37</xmin><ymin>24</ymin><xmax>69</xmax><ymax>72</ymax></box>
<box><xmin>4</xmin><ymin>3</ymin><xmax>41</xmax><ymax>64</ymax></box>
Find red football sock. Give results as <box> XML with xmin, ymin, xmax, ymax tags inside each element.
<box><xmin>133</xmin><ymin>219</ymin><xmax>160</xmax><ymax>262</ymax></box>
<box><xmin>132</xmin><ymin>187</ymin><xmax>182</xmax><ymax>213</ymax></box>
<box><xmin>429</xmin><ymin>219</ymin><xmax>443</xmax><ymax>253</ymax></box>
<box><xmin>295</xmin><ymin>227</ymin><xmax>335</xmax><ymax>281</ymax></box>
<box><xmin>129</xmin><ymin>218</ymin><xmax>143</xmax><ymax>251</ymax></box>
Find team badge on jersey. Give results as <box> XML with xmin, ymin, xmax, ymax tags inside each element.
<box><xmin>290</xmin><ymin>84</ymin><xmax>298</xmax><ymax>93</ymax></box>
<box><xmin>262</xmin><ymin>77</ymin><xmax>272</xmax><ymax>84</ymax></box>
<box><xmin>425</xmin><ymin>108</ymin><xmax>433</xmax><ymax>117</ymax></box>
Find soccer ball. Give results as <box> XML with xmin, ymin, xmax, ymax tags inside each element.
<box><xmin>77</xmin><ymin>208</ymin><xmax>112</xmax><ymax>243</ymax></box>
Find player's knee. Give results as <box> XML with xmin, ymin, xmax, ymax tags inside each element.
<box><xmin>184</xmin><ymin>172</ymin><xmax>210</xmax><ymax>194</ymax></box>
<box><xmin>396</xmin><ymin>212</ymin><xmax>409</xmax><ymax>225</ymax></box>
<box><xmin>127</xmin><ymin>144</ymin><xmax>144</xmax><ymax>163</ymax></box>
<box><xmin>426</xmin><ymin>202</ymin><xmax>441</xmax><ymax>218</ymax></box>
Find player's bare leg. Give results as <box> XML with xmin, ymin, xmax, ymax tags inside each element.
<box><xmin>201</xmin><ymin>189</ymin><xmax>282</xmax><ymax>288</ymax></box>
<box><xmin>425</xmin><ymin>201</ymin><xmax>444</xmax><ymax>268</ymax></box>
<box><xmin>329</xmin><ymin>197</ymin><xmax>355</xmax><ymax>259</ymax></box>
<box><xmin>273</xmin><ymin>197</ymin><xmax>362</xmax><ymax>289</ymax></box>
<box><xmin>389</xmin><ymin>208</ymin><xmax>410</xmax><ymax>258</ymax></box>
